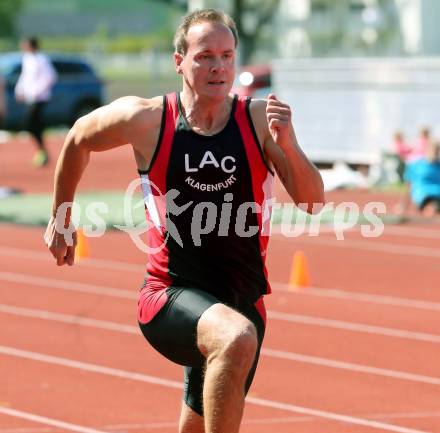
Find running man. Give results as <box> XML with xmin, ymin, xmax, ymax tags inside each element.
<box><xmin>45</xmin><ymin>9</ymin><xmax>324</xmax><ymax>433</ymax></box>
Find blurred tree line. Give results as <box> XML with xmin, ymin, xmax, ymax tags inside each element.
<box><xmin>1</xmin><ymin>0</ymin><xmax>277</xmax><ymax>63</ymax></box>
<box><xmin>0</xmin><ymin>0</ymin><xmax>22</xmax><ymax>38</ymax></box>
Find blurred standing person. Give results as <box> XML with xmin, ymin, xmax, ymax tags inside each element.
<box><xmin>409</xmin><ymin>126</ymin><xmax>432</xmax><ymax>162</ymax></box>
<box><xmin>392</xmin><ymin>130</ymin><xmax>411</xmax><ymax>182</ymax></box>
<box><xmin>398</xmin><ymin>141</ymin><xmax>440</xmax><ymax>217</ymax></box>
<box><xmin>393</xmin><ymin>130</ymin><xmax>411</xmax><ymax>161</ymax></box>
<box><xmin>15</xmin><ymin>36</ymin><xmax>57</xmax><ymax>167</ymax></box>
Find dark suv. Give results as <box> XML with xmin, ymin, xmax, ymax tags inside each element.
<box><xmin>0</xmin><ymin>52</ymin><xmax>104</xmax><ymax>131</ymax></box>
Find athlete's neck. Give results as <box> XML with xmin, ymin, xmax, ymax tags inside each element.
<box><xmin>180</xmin><ymin>91</ymin><xmax>232</xmax><ymax>136</ymax></box>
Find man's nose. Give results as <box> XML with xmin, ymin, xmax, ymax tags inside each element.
<box><xmin>210</xmin><ymin>57</ymin><xmax>225</xmax><ymax>73</ymax></box>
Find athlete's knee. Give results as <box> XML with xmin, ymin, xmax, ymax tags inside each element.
<box><xmin>210</xmin><ymin>320</ymin><xmax>258</xmax><ymax>368</ymax></box>
<box><xmin>224</xmin><ymin>321</ymin><xmax>258</xmax><ymax>366</ymax></box>
<box><xmin>198</xmin><ymin>304</ymin><xmax>258</xmax><ymax>367</ymax></box>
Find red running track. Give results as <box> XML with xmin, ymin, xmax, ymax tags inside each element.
<box><xmin>0</xmin><ymin>222</ymin><xmax>439</xmax><ymax>433</ymax></box>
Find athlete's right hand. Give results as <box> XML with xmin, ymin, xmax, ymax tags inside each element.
<box><xmin>44</xmin><ymin>216</ymin><xmax>77</xmax><ymax>266</ymax></box>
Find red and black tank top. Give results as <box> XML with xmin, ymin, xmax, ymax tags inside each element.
<box><xmin>139</xmin><ymin>92</ymin><xmax>274</xmax><ymax>302</ymax></box>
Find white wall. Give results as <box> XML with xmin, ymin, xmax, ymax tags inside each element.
<box><xmin>273</xmin><ymin>57</ymin><xmax>440</xmax><ymax>164</ymax></box>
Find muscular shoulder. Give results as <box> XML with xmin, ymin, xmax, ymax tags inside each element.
<box><xmin>71</xmin><ymin>94</ymin><xmax>164</xmax><ymax>154</ymax></box>
<box><xmin>79</xmin><ymin>95</ymin><xmax>163</xmax><ymax>146</ymax></box>
<box><xmin>107</xmin><ymin>95</ymin><xmax>163</xmax><ymax>133</ymax></box>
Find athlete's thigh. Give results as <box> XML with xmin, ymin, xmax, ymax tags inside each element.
<box><xmin>183</xmin><ymin>296</ymin><xmax>267</xmax><ymax>416</ymax></box>
<box><xmin>138</xmin><ymin>286</ymin><xmax>221</xmax><ymax>367</ymax></box>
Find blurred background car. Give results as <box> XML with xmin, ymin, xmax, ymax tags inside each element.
<box><xmin>0</xmin><ymin>52</ymin><xmax>104</xmax><ymax>131</ymax></box>
<box><xmin>232</xmin><ymin>63</ymin><xmax>271</xmax><ymax>98</ymax></box>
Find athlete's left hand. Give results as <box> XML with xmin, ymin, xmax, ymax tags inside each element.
<box><xmin>266</xmin><ymin>93</ymin><xmax>293</xmax><ymax>146</ymax></box>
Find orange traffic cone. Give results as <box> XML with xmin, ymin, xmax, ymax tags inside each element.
<box><xmin>289</xmin><ymin>251</ymin><xmax>310</xmax><ymax>290</ymax></box>
<box><xmin>75</xmin><ymin>229</ymin><xmax>90</xmax><ymax>261</ymax></box>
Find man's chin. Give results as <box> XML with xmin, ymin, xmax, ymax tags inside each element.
<box><xmin>201</xmin><ymin>85</ymin><xmax>232</xmax><ymax>100</ymax></box>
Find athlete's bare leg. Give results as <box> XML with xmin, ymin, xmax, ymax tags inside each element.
<box><xmin>179</xmin><ymin>403</ymin><xmax>204</xmax><ymax>433</ymax></box>
<box><xmin>196</xmin><ymin>303</ymin><xmax>258</xmax><ymax>433</ymax></box>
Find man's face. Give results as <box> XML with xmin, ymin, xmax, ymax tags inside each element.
<box><xmin>20</xmin><ymin>40</ymin><xmax>32</xmax><ymax>53</ymax></box>
<box><xmin>175</xmin><ymin>21</ymin><xmax>236</xmax><ymax>101</ymax></box>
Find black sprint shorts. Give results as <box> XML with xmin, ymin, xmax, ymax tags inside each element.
<box><xmin>138</xmin><ymin>286</ymin><xmax>266</xmax><ymax>416</ymax></box>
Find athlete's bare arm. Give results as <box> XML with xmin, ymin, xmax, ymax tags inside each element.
<box><xmin>45</xmin><ymin>95</ymin><xmax>163</xmax><ymax>266</ymax></box>
<box><xmin>250</xmin><ymin>95</ymin><xmax>324</xmax><ymax>213</ymax></box>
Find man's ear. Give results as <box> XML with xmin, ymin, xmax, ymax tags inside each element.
<box><xmin>174</xmin><ymin>52</ymin><xmax>184</xmax><ymax>75</ymax></box>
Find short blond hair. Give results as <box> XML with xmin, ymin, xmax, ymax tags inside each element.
<box><xmin>173</xmin><ymin>8</ymin><xmax>238</xmax><ymax>55</ymax></box>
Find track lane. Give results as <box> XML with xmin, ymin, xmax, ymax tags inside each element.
<box><xmin>1</xmin><ymin>344</ymin><xmax>436</xmax><ymax>433</ymax></box>
<box><xmin>1</xmin><ymin>304</ymin><xmax>439</xmax><ymax>433</ymax></box>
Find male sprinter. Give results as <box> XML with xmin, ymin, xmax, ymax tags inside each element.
<box><xmin>45</xmin><ymin>9</ymin><xmax>324</xmax><ymax>433</ymax></box>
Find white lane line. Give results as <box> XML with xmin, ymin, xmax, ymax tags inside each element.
<box><xmin>0</xmin><ymin>420</ymin><xmax>178</xmax><ymax>433</ymax></box>
<box><xmin>246</xmin><ymin>397</ymin><xmax>432</xmax><ymax>433</ymax></box>
<box><xmin>0</xmin><ymin>346</ymin><xmax>182</xmax><ymax>390</ymax></box>
<box><xmin>0</xmin><ymin>246</ymin><xmax>145</xmax><ymax>273</ymax></box>
<box><xmin>272</xmin><ymin>282</ymin><xmax>440</xmax><ymax>312</ymax></box>
<box><xmin>268</xmin><ymin>310</ymin><xmax>440</xmax><ymax>343</ymax></box>
<box><xmin>0</xmin><ymin>304</ymin><xmax>138</xmax><ymax>335</ymax></box>
<box><xmin>2</xmin><ymin>245</ymin><xmax>440</xmax><ymax>312</ymax></box>
<box><xmin>261</xmin><ymin>348</ymin><xmax>440</xmax><ymax>385</ymax></box>
<box><xmin>0</xmin><ymin>273</ymin><xmax>438</xmax><ymax>343</ymax></box>
<box><xmin>2</xmin><ymin>413</ymin><xmax>440</xmax><ymax>433</ymax></box>
<box><xmin>0</xmin><ymin>271</ymin><xmax>137</xmax><ymax>300</ymax></box>
<box><xmin>369</xmin><ymin>412</ymin><xmax>440</xmax><ymax>421</ymax></box>
<box><xmin>1</xmin><ymin>304</ymin><xmax>439</xmax><ymax>386</ymax></box>
<box><xmin>274</xmin><ymin>234</ymin><xmax>440</xmax><ymax>260</ymax></box>
<box><xmin>0</xmin><ymin>346</ymin><xmax>431</xmax><ymax>433</ymax></box>
<box><xmin>0</xmin><ymin>407</ymin><xmax>108</xmax><ymax>433</ymax></box>
<box><xmin>271</xmin><ymin>224</ymin><xmax>440</xmax><ymax>240</ymax></box>
<box><xmin>380</xmin><ymin>225</ymin><xmax>440</xmax><ymax>240</ymax></box>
